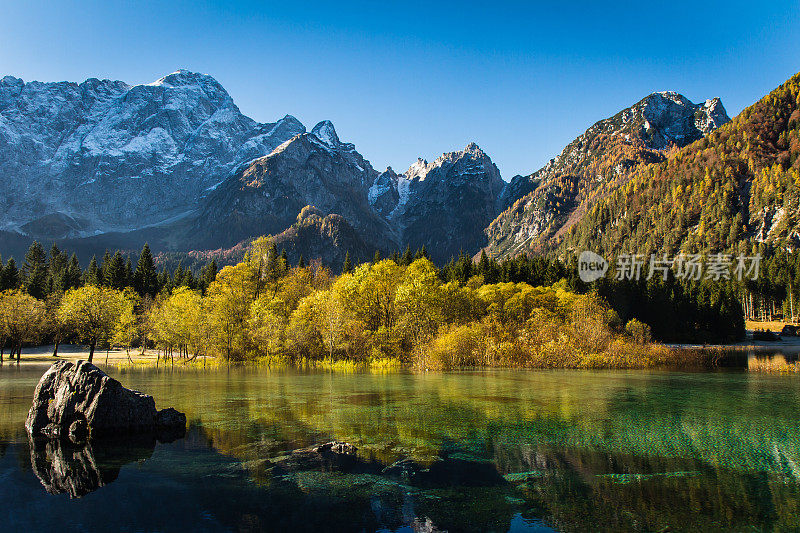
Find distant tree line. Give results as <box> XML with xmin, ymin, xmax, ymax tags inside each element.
<box><xmin>0</xmin><ymin>237</ymin><xmax>748</xmax><ymax>365</ymax></box>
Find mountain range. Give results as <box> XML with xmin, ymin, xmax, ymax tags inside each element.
<box><xmin>2</xmin><ymin>68</ymin><xmax>796</xmax><ymax>266</ymax></box>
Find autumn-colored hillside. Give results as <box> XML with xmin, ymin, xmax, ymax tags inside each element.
<box><xmin>561</xmin><ymin>72</ymin><xmax>800</xmax><ymax>256</ymax></box>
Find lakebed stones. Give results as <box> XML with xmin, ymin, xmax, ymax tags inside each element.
<box><xmin>269</xmin><ymin>440</ymin><xmax>507</xmax><ymax>488</ymax></box>
<box><xmin>25</xmin><ymin>360</ymin><xmax>186</xmax><ymax>442</ymax></box>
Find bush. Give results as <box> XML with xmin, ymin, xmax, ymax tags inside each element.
<box><xmin>625</xmin><ymin>319</ymin><xmax>652</xmax><ymax>345</ymax></box>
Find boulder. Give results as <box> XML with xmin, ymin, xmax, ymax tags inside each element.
<box><xmin>26</xmin><ymin>360</ymin><xmax>185</xmax><ymax>441</ymax></box>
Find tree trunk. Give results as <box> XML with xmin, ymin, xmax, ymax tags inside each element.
<box><xmin>88</xmin><ymin>341</ymin><xmax>96</xmax><ymax>363</ymax></box>
<box><xmin>52</xmin><ymin>336</ymin><xmax>61</xmax><ymax>357</ymax></box>
<box><xmin>15</xmin><ymin>342</ymin><xmax>22</xmax><ymax>361</ymax></box>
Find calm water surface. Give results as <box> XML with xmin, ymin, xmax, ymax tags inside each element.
<box><xmin>1</xmin><ymin>363</ymin><xmax>800</xmax><ymax>532</ymax></box>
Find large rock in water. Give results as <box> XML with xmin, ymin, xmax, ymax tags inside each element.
<box><xmin>25</xmin><ymin>360</ymin><xmax>185</xmax><ymax>440</ymax></box>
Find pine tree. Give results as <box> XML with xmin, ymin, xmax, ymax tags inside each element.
<box><xmin>157</xmin><ymin>270</ymin><xmax>170</xmax><ymax>294</ymax></box>
<box><xmin>22</xmin><ymin>241</ymin><xmax>48</xmax><ymax>298</ymax></box>
<box><xmin>342</xmin><ymin>251</ymin><xmax>353</xmax><ymax>273</ymax></box>
<box><xmin>124</xmin><ymin>257</ymin><xmax>134</xmax><ymax>288</ymax></box>
<box><xmin>99</xmin><ymin>250</ymin><xmax>112</xmax><ymax>286</ymax></box>
<box><xmin>0</xmin><ymin>257</ymin><xmax>20</xmax><ymax>290</ymax></box>
<box><xmin>401</xmin><ymin>245</ymin><xmax>413</xmax><ymax>266</ymax></box>
<box><xmin>22</xmin><ymin>241</ymin><xmax>46</xmax><ymax>278</ymax></box>
<box><xmin>173</xmin><ymin>265</ymin><xmax>186</xmax><ymax>287</ymax></box>
<box><xmin>200</xmin><ymin>259</ymin><xmax>218</xmax><ymax>291</ymax></box>
<box><xmin>134</xmin><ymin>243</ymin><xmax>158</xmax><ymax>297</ymax></box>
<box><xmin>47</xmin><ymin>243</ymin><xmax>67</xmax><ymax>294</ymax></box>
<box><xmin>84</xmin><ymin>256</ymin><xmax>100</xmax><ymax>286</ymax></box>
<box><xmin>105</xmin><ymin>251</ymin><xmax>127</xmax><ymax>290</ymax></box>
<box><xmin>297</xmin><ymin>255</ymin><xmax>306</xmax><ymax>268</ymax></box>
<box><xmin>373</xmin><ymin>250</ymin><xmax>381</xmax><ymax>264</ymax></box>
<box><xmin>64</xmin><ymin>254</ymin><xmax>82</xmax><ymax>290</ymax></box>
<box><xmin>181</xmin><ymin>268</ymin><xmax>196</xmax><ymax>289</ymax></box>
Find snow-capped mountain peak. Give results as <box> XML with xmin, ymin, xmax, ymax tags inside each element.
<box><xmin>311</xmin><ymin>120</ymin><xmax>341</xmax><ymax>147</ymax></box>
<box><xmin>0</xmin><ymin>70</ymin><xmax>305</xmax><ymax>238</ymax></box>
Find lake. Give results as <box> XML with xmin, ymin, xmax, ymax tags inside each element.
<box><xmin>1</xmin><ymin>363</ymin><xmax>800</xmax><ymax>531</ymax></box>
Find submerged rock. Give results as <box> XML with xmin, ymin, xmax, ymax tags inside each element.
<box><xmin>25</xmin><ymin>360</ymin><xmax>186</xmax><ymax>441</ymax></box>
<box><xmin>270</xmin><ymin>440</ymin><xmax>506</xmax><ymax>488</ymax></box>
<box><xmin>269</xmin><ymin>441</ymin><xmax>375</xmax><ymax>476</ymax></box>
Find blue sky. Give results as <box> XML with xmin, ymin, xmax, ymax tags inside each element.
<box><xmin>2</xmin><ymin>0</ymin><xmax>798</xmax><ymax>178</ymax></box>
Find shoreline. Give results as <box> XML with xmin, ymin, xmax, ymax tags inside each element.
<box><xmin>666</xmin><ymin>329</ymin><xmax>800</xmax><ymax>355</ymax></box>
<box><xmin>5</xmin><ymin>337</ymin><xmax>800</xmax><ymax>372</ymax></box>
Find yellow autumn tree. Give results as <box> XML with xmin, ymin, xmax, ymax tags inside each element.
<box><xmin>0</xmin><ymin>289</ymin><xmax>46</xmax><ymax>360</ymax></box>
<box><xmin>58</xmin><ymin>286</ymin><xmax>127</xmax><ymax>362</ymax></box>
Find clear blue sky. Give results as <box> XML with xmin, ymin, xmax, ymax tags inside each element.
<box><xmin>2</xmin><ymin>0</ymin><xmax>798</xmax><ymax>179</ymax></box>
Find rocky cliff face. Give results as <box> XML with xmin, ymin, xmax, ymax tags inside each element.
<box><xmin>196</xmin><ymin>121</ymin><xmax>395</xmax><ymax>252</ymax></box>
<box><xmin>0</xmin><ymin>70</ymin><xmax>304</xmax><ymax>239</ymax></box>
<box><xmin>367</xmin><ymin>143</ymin><xmax>506</xmax><ymax>262</ymax></box>
<box><xmin>486</xmin><ymin>92</ymin><xmax>731</xmax><ymax>257</ymax></box>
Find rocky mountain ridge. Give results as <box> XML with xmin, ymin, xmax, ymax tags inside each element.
<box><xmin>0</xmin><ymin>69</ymin><xmax>305</xmax><ymax>238</ymax></box>
<box><xmin>485</xmin><ymin>91</ymin><xmax>731</xmax><ymax>257</ymax></box>
<box><xmin>0</xmin><ymin>69</ymin><xmax>738</xmax><ymax>265</ymax></box>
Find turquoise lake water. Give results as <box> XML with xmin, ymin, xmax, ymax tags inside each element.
<box><xmin>1</xmin><ymin>364</ymin><xmax>800</xmax><ymax>531</ymax></box>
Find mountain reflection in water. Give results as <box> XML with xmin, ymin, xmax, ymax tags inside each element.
<box><xmin>1</xmin><ymin>364</ymin><xmax>799</xmax><ymax>531</ymax></box>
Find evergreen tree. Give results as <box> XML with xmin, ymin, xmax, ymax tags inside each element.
<box><xmin>180</xmin><ymin>268</ymin><xmax>196</xmax><ymax>289</ymax></box>
<box><xmin>124</xmin><ymin>257</ymin><xmax>134</xmax><ymax>288</ymax></box>
<box><xmin>342</xmin><ymin>251</ymin><xmax>353</xmax><ymax>274</ymax></box>
<box><xmin>99</xmin><ymin>250</ymin><xmax>112</xmax><ymax>286</ymax></box>
<box><xmin>64</xmin><ymin>254</ymin><xmax>82</xmax><ymax>290</ymax></box>
<box><xmin>134</xmin><ymin>243</ymin><xmax>158</xmax><ymax>297</ymax></box>
<box><xmin>105</xmin><ymin>251</ymin><xmax>127</xmax><ymax>290</ymax></box>
<box><xmin>22</xmin><ymin>241</ymin><xmax>46</xmax><ymax>278</ymax></box>
<box><xmin>22</xmin><ymin>241</ymin><xmax>48</xmax><ymax>298</ymax></box>
<box><xmin>373</xmin><ymin>250</ymin><xmax>381</xmax><ymax>264</ymax></box>
<box><xmin>401</xmin><ymin>245</ymin><xmax>413</xmax><ymax>266</ymax></box>
<box><xmin>84</xmin><ymin>256</ymin><xmax>100</xmax><ymax>286</ymax></box>
<box><xmin>200</xmin><ymin>259</ymin><xmax>218</xmax><ymax>292</ymax></box>
<box><xmin>47</xmin><ymin>243</ymin><xmax>67</xmax><ymax>294</ymax></box>
<box><xmin>172</xmin><ymin>265</ymin><xmax>186</xmax><ymax>288</ymax></box>
<box><xmin>297</xmin><ymin>255</ymin><xmax>305</xmax><ymax>268</ymax></box>
<box><xmin>158</xmin><ymin>269</ymin><xmax>173</xmax><ymax>294</ymax></box>
<box><xmin>0</xmin><ymin>258</ymin><xmax>20</xmax><ymax>290</ymax></box>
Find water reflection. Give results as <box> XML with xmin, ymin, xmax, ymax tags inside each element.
<box><xmin>28</xmin><ymin>434</ymin><xmax>156</xmax><ymax>498</ymax></box>
<box><xmin>1</xmin><ymin>365</ymin><xmax>800</xmax><ymax>531</ymax></box>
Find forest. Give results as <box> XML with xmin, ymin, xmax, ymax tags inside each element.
<box><xmin>561</xmin><ymin>74</ymin><xmax>800</xmax><ymax>267</ymax></box>
<box><xmin>0</xmin><ymin>237</ymin><xmax>744</xmax><ymax>369</ymax></box>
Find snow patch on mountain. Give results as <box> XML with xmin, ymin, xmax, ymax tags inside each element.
<box><xmin>0</xmin><ymin>70</ymin><xmax>306</xmax><ymax>238</ymax></box>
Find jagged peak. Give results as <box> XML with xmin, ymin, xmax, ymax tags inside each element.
<box><xmin>280</xmin><ymin>114</ymin><xmax>303</xmax><ymax>125</ymax></box>
<box><xmin>1</xmin><ymin>75</ymin><xmax>23</xmax><ymax>86</ymax></box>
<box><xmin>464</xmin><ymin>141</ymin><xmax>484</xmax><ymax>154</ymax></box>
<box><xmin>311</xmin><ymin>120</ymin><xmax>340</xmax><ymax>147</ymax></box>
<box><xmin>144</xmin><ymin>69</ymin><xmax>226</xmax><ymax>92</ymax></box>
